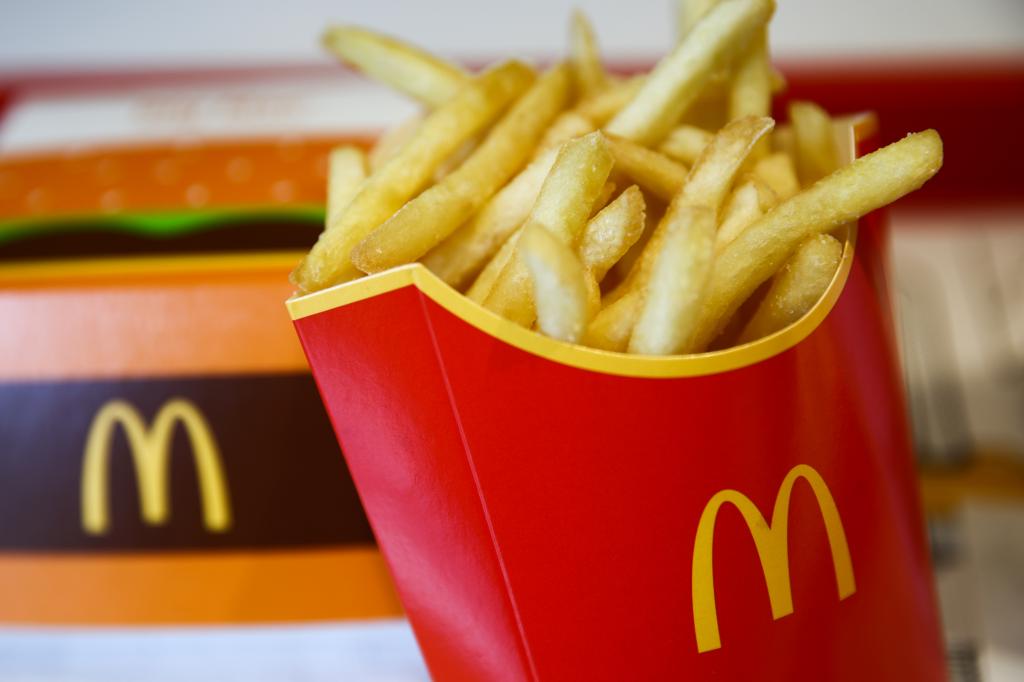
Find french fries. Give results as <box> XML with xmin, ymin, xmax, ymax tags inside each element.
<box><xmin>570</xmin><ymin>10</ymin><xmax>608</xmax><ymax>99</ymax></box>
<box><xmin>351</xmin><ymin>64</ymin><xmax>569</xmax><ymax>274</ymax></box>
<box><xmin>606</xmin><ymin>0</ymin><xmax>773</xmax><ymax>145</ymax></box>
<box><xmin>688</xmin><ymin>130</ymin><xmax>943</xmax><ymax>351</ymax></box>
<box><xmin>323</xmin><ymin>27</ymin><xmax>468</xmax><ymax>108</ymax></box>
<box><xmin>483</xmin><ymin>131</ymin><xmax>614</xmax><ymax>326</ymax></box>
<box><xmin>291</xmin><ymin>60</ymin><xmax>534</xmax><ymax>291</ymax></box>
<box><xmin>738</xmin><ymin>233</ymin><xmax>843</xmax><ymax>343</ymax></box>
<box><xmin>629</xmin><ymin>206</ymin><xmax>715</xmax><ymax>354</ymax></box>
<box><xmin>521</xmin><ymin>224</ymin><xmax>590</xmax><ymax>343</ymax></box>
<box><xmin>295</xmin><ymin>6</ymin><xmax>944</xmax><ymax>359</ymax></box>
<box><xmin>606</xmin><ymin>135</ymin><xmax>689</xmax><ymax>202</ymax></box>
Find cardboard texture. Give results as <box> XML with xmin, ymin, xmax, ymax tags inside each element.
<box><xmin>290</xmin><ymin>118</ymin><xmax>947</xmax><ymax>680</ymax></box>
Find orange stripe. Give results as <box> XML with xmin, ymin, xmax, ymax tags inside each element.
<box><xmin>0</xmin><ymin>255</ymin><xmax>307</xmax><ymax>380</ymax></box>
<box><xmin>0</xmin><ymin>547</ymin><xmax>402</xmax><ymax>624</ymax></box>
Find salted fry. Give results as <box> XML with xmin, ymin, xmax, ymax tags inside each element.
<box><xmin>325</xmin><ymin>146</ymin><xmax>368</xmax><ymax>228</ymax></box>
<box><xmin>607</xmin><ymin>0</ymin><xmax>773</xmax><ymax>145</ymax></box>
<box><xmin>606</xmin><ymin>135</ymin><xmax>689</xmax><ymax>202</ymax></box>
<box><xmin>483</xmin><ymin>131</ymin><xmax>614</xmax><ymax>326</ymax></box>
<box><xmin>629</xmin><ymin>206</ymin><xmax>715</xmax><ymax>354</ymax></box>
<box><xmin>570</xmin><ymin>10</ymin><xmax>608</xmax><ymax>98</ymax></box>
<box><xmin>467</xmin><ymin>230</ymin><xmax>520</xmax><ymax>303</ymax></box>
<box><xmin>352</xmin><ymin>64</ymin><xmax>568</xmax><ymax>273</ymax></box>
<box><xmin>584</xmin><ymin>290</ymin><xmax>643</xmax><ymax>352</ymax></box>
<box><xmin>628</xmin><ymin>115</ymin><xmax>774</xmax><ymax>293</ymax></box>
<box><xmin>715</xmin><ymin>177</ymin><xmax>776</xmax><ymax>252</ymax></box>
<box><xmin>676</xmin><ymin>0</ymin><xmax>721</xmax><ymax>39</ymax></box>
<box><xmin>658</xmin><ymin>124</ymin><xmax>713</xmax><ymax>165</ymax></box>
<box><xmin>291</xmin><ymin>60</ymin><xmax>535</xmax><ymax>291</ymax></box>
<box><xmin>576</xmin><ymin>76</ymin><xmax>645</xmax><ymax>125</ymax></box>
<box><xmin>521</xmin><ymin>224</ymin><xmax>590</xmax><ymax>343</ymax></box>
<box><xmin>323</xmin><ymin>26</ymin><xmax>469</xmax><ymax>108</ymax></box>
<box><xmin>423</xmin><ymin>147</ymin><xmax>558</xmax><ymax>289</ymax></box>
<box><xmin>577</xmin><ymin>185</ymin><xmax>647</xmax><ymax>282</ymax></box>
<box><xmin>790</xmin><ymin>100</ymin><xmax>840</xmax><ymax>184</ymax></box>
<box><xmin>751</xmin><ymin>151</ymin><xmax>800</xmax><ymax>200</ymax></box>
<box><xmin>728</xmin><ymin>30</ymin><xmax>771</xmax><ymax>158</ymax></box>
<box><xmin>738</xmin><ymin>233</ymin><xmax>842</xmax><ymax>342</ymax></box>
<box><xmin>689</xmin><ymin>129</ymin><xmax>944</xmax><ymax>351</ymax></box>
<box><xmin>368</xmin><ymin>115</ymin><xmax>421</xmax><ymax>171</ymax></box>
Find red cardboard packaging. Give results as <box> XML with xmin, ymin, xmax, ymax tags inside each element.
<box><xmin>288</xmin><ymin>115</ymin><xmax>947</xmax><ymax>680</ymax></box>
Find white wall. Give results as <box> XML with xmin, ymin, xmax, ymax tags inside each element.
<box><xmin>1</xmin><ymin>0</ymin><xmax>1022</xmax><ymax>71</ymax></box>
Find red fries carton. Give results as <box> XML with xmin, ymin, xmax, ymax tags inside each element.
<box><xmin>288</xmin><ymin>116</ymin><xmax>947</xmax><ymax>680</ymax></box>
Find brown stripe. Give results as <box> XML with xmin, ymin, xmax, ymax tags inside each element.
<box><xmin>0</xmin><ymin>547</ymin><xmax>402</xmax><ymax>624</ymax></box>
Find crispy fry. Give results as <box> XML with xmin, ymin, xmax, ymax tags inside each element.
<box><xmin>467</xmin><ymin>230</ymin><xmax>520</xmax><ymax>303</ymax></box>
<box><xmin>368</xmin><ymin>115</ymin><xmax>421</xmax><ymax>171</ymax></box>
<box><xmin>584</xmin><ymin>290</ymin><xmax>642</xmax><ymax>351</ymax></box>
<box><xmin>325</xmin><ymin>146</ymin><xmax>368</xmax><ymax>228</ymax></box>
<box><xmin>521</xmin><ymin>224</ymin><xmax>590</xmax><ymax>343</ymax></box>
<box><xmin>423</xmin><ymin>146</ymin><xmax>558</xmax><ymax>289</ymax></box>
<box><xmin>715</xmin><ymin>177</ymin><xmax>776</xmax><ymax>252</ymax></box>
<box><xmin>352</xmin><ymin>64</ymin><xmax>568</xmax><ymax>273</ymax></box>
<box><xmin>577</xmin><ymin>185</ymin><xmax>647</xmax><ymax>282</ymax></box>
<box><xmin>790</xmin><ymin>100</ymin><xmax>840</xmax><ymax>184</ymax></box>
<box><xmin>483</xmin><ymin>131</ymin><xmax>614</xmax><ymax>326</ymax></box>
<box><xmin>570</xmin><ymin>10</ymin><xmax>608</xmax><ymax>98</ymax></box>
<box><xmin>628</xmin><ymin>115</ymin><xmax>774</xmax><ymax>293</ymax></box>
<box><xmin>738</xmin><ymin>233</ymin><xmax>842</xmax><ymax>342</ymax></box>
<box><xmin>658</xmin><ymin>124</ymin><xmax>713</xmax><ymax>165</ymax></box>
<box><xmin>607</xmin><ymin>0</ymin><xmax>774</xmax><ymax>145</ymax></box>
<box><xmin>576</xmin><ymin>76</ymin><xmax>645</xmax><ymax>125</ymax></box>
<box><xmin>689</xmin><ymin>129</ymin><xmax>944</xmax><ymax>351</ymax></box>
<box><xmin>606</xmin><ymin>135</ymin><xmax>689</xmax><ymax>202</ymax></box>
<box><xmin>323</xmin><ymin>26</ymin><xmax>469</xmax><ymax>108</ymax></box>
<box><xmin>750</xmin><ymin>151</ymin><xmax>800</xmax><ymax>200</ymax></box>
<box><xmin>629</xmin><ymin>206</ymin><xmax>715</xmax><ymax>354</ymax></box>
<box><xmin>291</xmin><ymin>60</ymin><xmax>535</xmax><ymax>291</ymax></box>
<box><xmin>728</xmin><ymin>30</ymin><xmax>771</xmax><ymax>158</ymax></box>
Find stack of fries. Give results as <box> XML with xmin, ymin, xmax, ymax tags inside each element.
<box><xmin>292</xmin><ymin>0</ymin><xmax>942</xmax><ymax>356</ymax></box>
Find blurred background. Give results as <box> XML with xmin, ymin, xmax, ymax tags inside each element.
<box><xmin>0</xmin><ymin>1</ymin><xmax>1022</xmax><ymax>681</ymax></box>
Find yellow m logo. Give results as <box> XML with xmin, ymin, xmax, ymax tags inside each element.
<box><xmin>80</xmin><ymin>398</ymin><xmax>232</xmax><ymax>535</ymax></box>
<box><xmin>692</xmin><ymin>464</ymin><xmax>855</xmax><ymax>653</ymax></box>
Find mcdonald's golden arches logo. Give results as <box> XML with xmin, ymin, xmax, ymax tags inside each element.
<box><xmin>80</xmin><ymin>398</ymin><xmax>232</xmax><ymax>535</ymax></box>
<box><xmin>691</xmin><ymin>464</ymin><xmax>855</xmax><ymax>653</ymax></box>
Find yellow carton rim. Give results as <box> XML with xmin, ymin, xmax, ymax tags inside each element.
<box><xmin>287</xmin><ymin>115</ymin><xmax>876</xmax><ymax>379</ymax></box>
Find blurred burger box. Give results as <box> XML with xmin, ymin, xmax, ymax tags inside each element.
<box><xmin>0</xmin><ymin>59</ymin><xmax>1021</xmax><ymax>636</ymax></box>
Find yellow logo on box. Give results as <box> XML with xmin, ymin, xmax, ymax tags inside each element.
<box><xmin>80</xmin><ymin>398</ymin><xmax>232</xmax><ymax>535</ymax></box>
<box><xmin>692</xmin><ymin>464</ymin><xmax>855</xmax><ymax>652</ymax></box>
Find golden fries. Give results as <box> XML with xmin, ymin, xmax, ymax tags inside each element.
<box><xmin>352</xmin><ymin>64</ymin><xmax>569</xmax><ymax>274</ymax></box>
<box><xmin>578</xmin><ymin>185</ymin><xmax>647</xmax><ymax>282</ymax></box>
<box><xmin>570</xmin><ymin>10</ymin><xmax>608</xmax><ymax>99</ymax></box>
<box><xmin>606</xmin><ymin>135</ymin><xmax>689</xmax><ymax>202</ymax></box>
<box><xmin>689</xmin><ymin>129</ymin><xmax>944</xmax><ymax>351</ymax></box>
<box><xmin>738</xmin><ymin>233</ymin><xmax>842</xmax><ymax>342</ymax></box>
<box><xmin>629</xmin><ymin>206</ymin><xmax>715</xmax><ymax>354</ymax></box>
<box><xmin>296</xmin><ymin>6</ymin><xmax>945</xmax><ymax>358</ymax></box>
<box><xmin>750</xmin><ymin>151</ymin><xmax>800</xmax><ymax>200</ymax></box>
<box><xmin>658</xmin><ymin>124</ymin><xmax>713</xmax><ymax>165</ymax></box>
<box><xmin>422</xmin><ymin>147</ymin><xmax>557</xmax><ymax>289</ymax></box>
<box><xmin>521</xmin><ymin>224</ymin><xmax>590</xmax><ymax>343</ymax></box>
<box><xmin>606</xmin><ymin>0</ymin><xmax>773</xmax><ymax>145</ymax></box>
<box><xmin>790</xmin><ymin>100</ymin><xmax>840</xmax><ymax>184</ymax></box>
<box><xmin>325</xmin><ymin>147</ymin><xmax>368</xmax><ymax>228</ymax></box>
<box><xmin>291</xmin><ymin>60</ymin><xmax>534</xmax><ymax>291</ymax></box>
<box><xmin>483</xmin><ymin>131</ymin><xmax>614</xmax><ymax>326</ymax></box>
<box><xmin>323</xmin><ymin>27</ymin><xmax>468</xmax><ymax>108</ymax></box>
